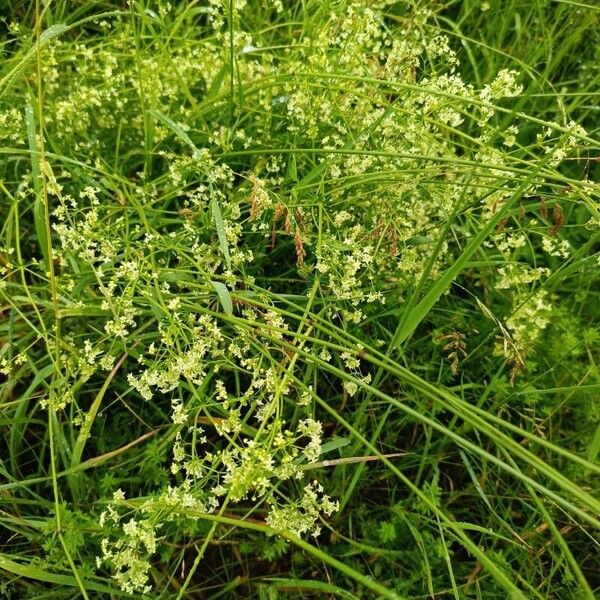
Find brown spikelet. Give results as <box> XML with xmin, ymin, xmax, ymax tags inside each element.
<box><xmin>368</xmin><ymin>222</ymin><xmax>383</xmax><ymax>242</ymax></box>
<box><xmin>295</xmin><ymin>208</ymin><xmax>306</xmax><ymax>229</ymax></box>
<box><xmin>509</xmin><ymin>354</ymin><xmax>526</xmax><ymax>386</ymax></box>
<box><xmin>497</xmin><ymin>216</ymin><xmax>509</xmax><ymax>232</ymax></box>
<box><xmin>282</xmin><ymin>347</ymin><xmax>296</xmax><ymax>361</ymax></box>
<box><xmin>540</xmin><ymin>196</ymin><xmax>548</xmax><ymax>219</ymax></box>
<box><xmin>438</xmin><ymin>331</ymin><xmax>467</xmax><ymax>375</ymax></box>
<box><xmin>294</xmin><ymin>230</ymin><xmax>306</xmax><ymax>266</ymax></box>
<box><xmin>178</xmin><ymin>207</ymin><xmax>195</xmax><ymax>219</ymax></box>
<box><xmin>249</xmin><ymin>196</ymin><xmax>261</xmax><ymax>220</ymax></box>
<box><xmin>248</xmin><ymin>174</ymin><xmax>261</xmax><ymax>220</ymax></box>
<box><xmin>271</xmin><ymin>203</ymin><xmax>287</xmax><ymax>248</ymax></box>
<box><xmin>273</xmin><ymin>203</ymin><xmax>286</xmax><ymax>222</ymax></box>
<box><xmin>551</xmin><ymin>203</ymin><xmax>564</xmax><ymax>236</ymax></box>
<box><xmin>284</xmin><ymin>212</ymin><xmax>293</xmax><ymax>234</ymax></box>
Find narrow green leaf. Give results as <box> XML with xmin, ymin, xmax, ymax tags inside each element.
<box><xmin>39</xmin><ymin>23</ymin><xmax>69</xmax><ymax>43</ymax></box>
<box><xmin>320</xmin><ymin>437</ymin><xmax>351</xmax><ymax>456</ymax></box>
<box><xmin>57</xmin><ymin>306</ymin><xmax>110</xmax><ymax>318</ymax></box>
<box><xmin>285</xmin><ymin>154</ymin><xmax>298</xmax><ymax>182</ymax></box>
<box><xmin>25</xmin><ymin>102</ymin><xmax>49</xmax><ymax>267</ymax></box>
<box><xmin>150</xmin><ymin>109</ymin><xmax>197</xmax><ymax>152</ymax></box>
<box><xmin>212</xmin><ymin>198</ymin><xmax>231</xmax><ymax>270</ymax></box>
<box><xmin>264</xmin><ymin>578</ymin><xmax>360</xmax><ymax>599</ymax></box>
<box><xmin>206</xmin><ymin>62</ymin><xmax>229</xmax><ymax>100</ymax></box>
<box><xmin>211</xmin><ymin>280</ymin><xmax>233</xmax><ymax>315</ymax></box>
<box><xmin>588</xmin><ymin>424</ymin><xmax>600</xmax><ymax>467</ymax></box>
<box><xmin>0</xmin><ymin>555</ymin><xmax>116</xmax><ymax>594</ymax></box>
<box><xmin>391</xmin><ymin>160</ymin><xmax>549</xmax><ymax>349</ymax></box>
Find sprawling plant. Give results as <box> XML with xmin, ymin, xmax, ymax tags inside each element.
<box><xmin>1</xmin><ymin>1</ymin><xmax>598</xmax><ymax>598</ymax></box>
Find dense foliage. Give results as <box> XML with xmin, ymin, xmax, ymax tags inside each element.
<box><xmin>1</xmin><ymin>1</ymin><xmax>599</xmax><ymax>598</ymax></box>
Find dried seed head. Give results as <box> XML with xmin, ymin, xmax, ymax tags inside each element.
<box><xmin>178</xmin><ymin>208</ymin><xmax>195</xmax><ymax>219</ymax></box>
<box><xmin>497</xmin><ymin>216</ymin><xmax>509</xmax><ymax>232</ymax></box>
<box><xmin>295</xmin><ymin>208</ymin><xmax>306</xmax><ymax>229</ymax></box>
<box><xmin>294</xmin><ymin>230</ymin><xmax>306</xmax><ymax>266</ymax></box>
<box><xmin>273</xmin><ymin>202</ymin><xmax>286</xmax><ymax>222</ymax></box>
<box><xmin>271</xmin><ymin>203</ymin><xmax>287</xmax><ymax>248</ymax></box>
<box><xmin>248</xmin><ymin>173</ymin><xmax>270</xmax><ymax>220</ymax></box>
<box><xmin>551</xmin><ymin>203</ymin><xmax>564</xmax><ymax>236</ymax></box>
<box><xmin>540</xmin><ymin>196</ymin><xmax>548</xmax><ymax>219</ymax></box>
<box><xmin>284</xmin><ymin>211</ymin><xmax>293</xmax><ymax>234</ymax></box>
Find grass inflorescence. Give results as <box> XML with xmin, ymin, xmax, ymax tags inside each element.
<box><xmin>0</xmin><ymin>0</ymin><xmax>599</xmax><ymax>598</ymax></box>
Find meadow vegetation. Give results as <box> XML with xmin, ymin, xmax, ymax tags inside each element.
<box><xmin>0</xmin><ymin>0</ymin><xmax>599</xmax><ymax>597</ymax></box>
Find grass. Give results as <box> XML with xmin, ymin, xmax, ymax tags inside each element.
<box><xmin>0</xmin><ymin>0</ymin><xmax>599</xmax><ymax>598</ymax></box>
